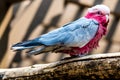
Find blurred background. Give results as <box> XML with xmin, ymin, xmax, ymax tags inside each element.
<box><xmin>0</xmin><ymin>0</ymin><xmax>120</xmax><ymax>68</ymax></box>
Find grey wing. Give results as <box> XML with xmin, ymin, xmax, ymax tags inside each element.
<box><xmin>27</xmin><ymin>17</ymin><xmax>99</xmax><ymax>55</ymax></box>
<box><xmin>38</xmin><ymin>17</ymin><xmax>99</xmax><ymax>47</ymax></box>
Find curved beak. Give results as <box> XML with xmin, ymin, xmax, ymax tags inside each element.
<box><xmin>106</xmin><ymin>15</ymin><xmax>109</xmax><ymax>22</ymax></box>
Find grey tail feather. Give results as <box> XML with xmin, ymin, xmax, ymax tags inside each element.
<box><xmin>27</xmin><ymin>46</ymin><xmax>45</xmax><ymax>55</ymax></box>
<box><xmin>11</xmin><ymin>40</ymin><xmax>42</xmax><ymax>51</ymax></box>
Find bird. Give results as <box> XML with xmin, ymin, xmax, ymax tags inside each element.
<box><xmin>11</xmin><ymin>4</ymin><xmax>110</xmax><ymax>57</ymax></box>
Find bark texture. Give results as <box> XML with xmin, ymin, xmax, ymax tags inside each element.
<box><xmin>0</xmin><ymin>52</ymin><xmax>120</xmax><ymax>80</ymax></box>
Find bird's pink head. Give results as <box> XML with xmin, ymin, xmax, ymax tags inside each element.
<box><xmin>85</xmin><ymin>5</ymin><xmax>110</xmax><ymax>27</ymax></box>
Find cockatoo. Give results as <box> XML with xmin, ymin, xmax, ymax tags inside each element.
<box><xmin>11</xmin><ymin>5</ymin><xmax>110</xmax><ymax>57</ymax></box>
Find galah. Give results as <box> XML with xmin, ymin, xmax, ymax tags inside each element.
<box><xmin>11</xmin><ymin>5</ymin><xmax>110</xmax><ymax>57</ymax></box>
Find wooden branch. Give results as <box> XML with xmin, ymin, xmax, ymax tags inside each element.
<box><xmin>0</xmin><ymin>52</ymin><xmax>120</xmax><ymax>80</ymax></box>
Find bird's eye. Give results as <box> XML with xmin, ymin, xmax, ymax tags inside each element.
<box><xmin>97</xmin><ymin>11</ymin><xmax>102</xmax><ymax>15</ymax></box>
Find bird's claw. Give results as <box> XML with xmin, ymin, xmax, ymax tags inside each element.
<box><xmin>60</xmin><ymin>56</ymin><xmax>80</xmax><ymax>60</ymax></box>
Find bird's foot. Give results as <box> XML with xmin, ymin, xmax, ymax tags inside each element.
<box><xmin>61</xmin><ymin>53</ymin><xmax>88</xmax><ymax>60</ymax></box>
<box><xmin>61</xmin><ymin>55</ymin><xmax>80</xmax><ymax>60</ymax></box>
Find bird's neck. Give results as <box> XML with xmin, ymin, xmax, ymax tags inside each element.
<box><xmin>85</xmin><ymin>13</ymin><xmax>108</xmax><ymax>27</ymax></box>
